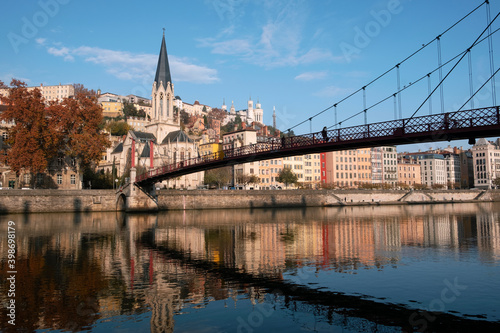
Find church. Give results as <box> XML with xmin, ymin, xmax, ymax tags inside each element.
<box><xmin>105</xmin><ymin>32</ymin><xmax>203</xmax><ymax>189</ymax></box>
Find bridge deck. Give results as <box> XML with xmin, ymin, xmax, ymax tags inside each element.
<box><xmin>135</xmin><ymin>106</ymin><xmax>500</xmax><ymax>186</ymax></box>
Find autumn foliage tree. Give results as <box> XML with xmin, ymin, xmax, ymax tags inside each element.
<box><xmin>0</xmin><ymin>79</ymin><xmax>110</xmax><ymax>187</ymax></box>
<box><xmin>0</xmin><ymin>80</ymin><xmax>60</xmax><ymax>177</ymax></box>
<box><xmin>50</xmin><ymin>91</ymin><xmax>110</xmax><ymax>170</ymax></box>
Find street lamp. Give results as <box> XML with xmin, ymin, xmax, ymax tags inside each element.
<box><xmin>115</xmin><ymin>178</ymin><xmax>119</xmax><ymax>190</ymax></box>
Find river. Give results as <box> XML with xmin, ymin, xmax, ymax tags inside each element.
<box><xmin>0</xmin><ymin>203</ymin><xmax>499</xmax><ymax>332</ymax></box>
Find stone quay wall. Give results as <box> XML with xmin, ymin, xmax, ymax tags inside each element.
<box><xmin>156</xmin><ymin>189</ymin><xmax>500</xmax><ymax>211</ymax></box>
<box><xmin>0</xmin><ymin>189</ymin><xmax>117</xmax><ymax>214</ymax></box>
<box><xmin>0</xmin><ymin>189</ymin><xmax>499</xmax><ymax>214</ymax></box>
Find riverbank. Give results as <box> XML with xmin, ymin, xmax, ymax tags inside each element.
<box><xmin>0</xmin><ymin>189</ymin><xmax>499</xmax><ymax>214</ymax></box>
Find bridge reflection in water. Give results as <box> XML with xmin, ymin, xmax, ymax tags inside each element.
<box><xmin>1</xmin><ymin>204</ymin><xmax>500</xmax><ymax>332</ymax></box>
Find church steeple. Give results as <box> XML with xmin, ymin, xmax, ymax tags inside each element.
<box><xmin>154</xmin><ymin>29</ymin><xmax>172</xmax><ymax>86</ymax></box>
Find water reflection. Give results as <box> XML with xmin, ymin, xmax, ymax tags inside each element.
<box><xmin>0</xmin><ymin>203</ymin><xmax>499</xmax><ymax>332</ymax></box>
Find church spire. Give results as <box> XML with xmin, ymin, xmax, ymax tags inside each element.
<box><xmin>154</xmin><ymin>30</ymin><xmax>172</xmax><ymax>86</ymax></box>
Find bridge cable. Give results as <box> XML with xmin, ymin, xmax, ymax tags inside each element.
<box><xmin>468</xmin><ymin>50</ymin><xmax>475</xmax><ymax>109</ymax></box>
<box><xmin>393</xmin><ymin>94</ymin><xmax>397</xmax><ymax>119</ymax></box>
<box><xmin>396</xmin><ymin>64</ymin><xmax>402</xmax><ymax>119</ymax></box>
<box><xmin>437</xmin><ymin>36</ymin><xmax>445</xmax><ymax>114</ymax></box>
<box><xmin>334</xmin><ymin>104</ymin><xmax>338</xmax><ymax>129</ymax></box>
<box><xmin>458</xmin><ymin>66</ymin><xmax>500</xmax><ymax>111</ymax></box>
<box><xmin>284</xmin><ymin>1</ymin><xmax>488</xmax><ymax>133</ymax></box>
<box><xmin>326</xmin><ymin>25</ymin><xmax>500</xmax><ymax>130</ymax></box>
<box><xmin>408</xmin><ymin>10</ymin><xmax>500</xmax><ymax>120</ymax></box>
<box><xmin>363</xmin><ymin>87</ymin><xmax>367</xmax><ymax>125</ymax></box>
<box><xmin>427</xmin><ymin>74</ymin><xmax>433</xmax><ymax>115</ymax></box>
<box><xmin>487</xmin><ymin>0</ymin><xmax>497</xmax><ymax>105</ymax></box>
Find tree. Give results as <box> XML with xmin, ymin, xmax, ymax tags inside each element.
<box><xmin>208</xmin><ymin>108</ymin><xmax>227</xmax><ymax>122</ymax></box>
<box><xmin>236</xmin><ymin>174</ymin><xmax>260</xmax><ymax>187</ymax></box>
<box><xmin>0</xmin><ymin>79</ymin><xmax>60</xmax><ymax>187</ymax></box>
<box><xmin>0</xmin><ymin>80</ymin><xmax>110</xmax><ymax>188</ymax></box>
<box><xmin>51</xmin><ymin>89</ymin><xmax>110</xmax><ymax>170</ymax></box>
<box><xmin>180</xmin><ymin>109</ymin><xmax>190</xmax><ymax>126</ymax></box>
<box><xmin>73</xmin><ymin>83</ymin><xmax>97</xmax><ymax>97</ymax></box>
<box><xmin>276</xmin><ymin>167</ymin><xmax>298</xmax><ymax>189</ymax></box>
<box><xmin>221</xmin><ymin>115</ymin><xmax>243</xmax><ymax>134</ymax></box>
<box><xmin>204</xmin><ymin>166</ymin><xmax>232</xmax><ymax>189</ymax></box>
<box><xmin>493</xmin><ymin>177</ymin><xmax>500</xmax><ymax>189</ymax></box>
<box><xmin>122</xmin><ymin>101</ymin><xmax>145</xmax><ymax>118</ymax></box>
<box><xmin>106</xmin><ymin>121</ymin><xmax>130</xmax><ymax>136</ymax></box>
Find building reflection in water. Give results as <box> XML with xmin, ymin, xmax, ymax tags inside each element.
<box><xmin>0</xmin><ymin>203</ymin><xmax>499</xmax><ymax>332</ymax></box>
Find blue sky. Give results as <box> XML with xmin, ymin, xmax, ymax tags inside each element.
<box><xmin>1</xmin><ymin>0</ymin><xmax>499</xmax><ymax>149</ymax></box>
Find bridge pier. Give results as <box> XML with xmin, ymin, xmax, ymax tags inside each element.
<box><xmin>116</xmin><ymin>167</ymin><xmax>158</xmax><ymax>212</ymax></box>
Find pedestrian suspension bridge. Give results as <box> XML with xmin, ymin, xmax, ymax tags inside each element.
<box><xmin>121</xmin><ymin>1</ymin><xmax>500</xmax><ymax>210</ymax></box>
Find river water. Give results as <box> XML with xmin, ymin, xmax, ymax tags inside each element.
<box><xmin>1</xmin><ymin>203</ymin><xmax>500</xmax><ymax>332</ymax></box>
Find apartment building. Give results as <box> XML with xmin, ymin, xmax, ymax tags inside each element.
<box><xmin>258</xmin><ymin>158</ymin><xmax>284</xmax><ymax>189</ymax></box>
<box><xmin>222</xmin><ymin>128</ymin><xmax>258</xmax><ymax>188</ymax></box>
<box><xmin>0</xmin><ymin>83</ymin><xmax>74</xmax><ymax>103</ymax></box>
<box><xmin>101</xmin><ymin>101</ymin><xmax>123</xmax><ymax>118</ymax></box>
<box><xmin>416</xmin><ymin>154</ymin><xmax>447</xmax><ymax>188</ymax></box>
<box><xmin>283</xmin><ymin>155</ymin><xmax>305</xmax><ymax>186</ymax></box>
<box><xmin>303</xmin><ymin>154</ymin><xmax>321</xmax><ymax>189</ymax></box>
<box><xmin>397</xmin><ymin>156</ymin><xmax>422</xmax><ymax>187</ymax></box>
<box><xmin>472</xmin><ymin>138</ymin><xmax>500</xmax><ymax>189</ymax></box>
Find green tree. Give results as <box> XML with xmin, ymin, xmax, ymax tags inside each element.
<box><xmin>221</xmin><ymin>115</ymin><xmax>243</xmax><ymax>134</ymax></box>
<box><xmin>493</xmin><ymin>177</ymin><xmax>500</xmax><ymax>189</ymax></box>
<box><xmin>236</xmin><ymin>174</ymin><xmax>260</xmax><ymax>187</ymax></box>
<box><xmin>204</xmin><ymin>166</ymin><xmax>232</xmax><ymax>189</ymax></box>
<box><xmin>122</xmin><ymin>101</ymin><xmax>146</xmax><ymax>118</ymax></box>
<box><xmin>106</xmin><ymin>121</ymin><xmax>130</xmax><ymax>136</ymax></box>
<box><xmin>180</xmin><ymin>109</ymin><xmax>190</xmax><ymax>127</ymax></box>
<box><xmin>276</xmin><ymin>167</ymin><xmax>298</xmax><ymax>189</ymax></box>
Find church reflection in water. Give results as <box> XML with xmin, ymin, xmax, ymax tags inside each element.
<box><xmin>1</xmin><ymin>203</ymin><xmax>499</xmax><ymax>332</ymax></box>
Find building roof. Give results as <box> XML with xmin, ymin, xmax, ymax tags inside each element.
<box><xmin>111</xmin><ymin>142</ymin><xmax>123</xmax><ymax>154</ymax></box>
<box><xmin>161</xmin><ymin>130</ymin><xmax>193</xmax><ymax>144</ymax></box>
<box><xmin>140</xmin><ymin>142</ymin><xmax>151</xmax><ymax>158</ymax></box>
<box><xmin>475</xmin><ymin>138</ymin><xmax>490</xmax><ymax>146</ymax></box>
<box><xmin>130</xmin><ymin>130</ymin><xmax>156</xmax><ymax>143</ymax></box>
<box><xmin>154</xmin><ymin>32</ymin><xmax>172</xmax><ymax>87</ymax></box>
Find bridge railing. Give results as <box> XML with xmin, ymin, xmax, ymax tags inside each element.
<box><xmin>136</xmin><ymin>106</ymin><xmax>500</xmax><ymax>183</ymax></box>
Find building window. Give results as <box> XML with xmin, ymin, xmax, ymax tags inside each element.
<box><xmin>57</xmin><ymin>174</ymin><xmax>62</xmax><ymax>185</ymax></box>
<box><xmin>71</xmin><ymin>175</ymin><xmax>76</xmax><ymax>185</ymax></box>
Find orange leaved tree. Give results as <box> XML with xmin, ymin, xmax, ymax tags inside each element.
<box><xmin>0</xmin><ymin>79</ymin><xmax>60</xmax><ymax>187</ymax></box>
<box><xmin>0</xmin><ymin>79</ymin><xmax>109</xmax><ymax>188</ymax></box>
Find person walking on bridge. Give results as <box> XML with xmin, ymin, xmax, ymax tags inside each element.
<box><xmin>322</xmin><ymin>126</ymin><xmax>328</xmax><ymax>142</ymax></box>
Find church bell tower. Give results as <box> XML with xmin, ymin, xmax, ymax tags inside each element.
<box><xmin>147</xmin><ymin>30</ymin><xmax>180</xmax><ymax>141</ymax></box>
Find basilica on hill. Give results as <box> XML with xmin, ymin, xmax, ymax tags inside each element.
<box><xmin>103</xmin><ymin>32</ymin><xmax>203</xmax><ymax>189</ymax></box>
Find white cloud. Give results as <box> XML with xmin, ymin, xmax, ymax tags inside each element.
<box><xmin>314</xmin><ymin>85</ymin><xmax>352</xmax><ymax>98</ymax></box>
<box><xmin>198</xmin><ymin>1</ymin><xmax>344</xmax><ymax>68</ymax></box>
<box><xmin>0</xmin><ymin>73</ymin><xmax>31</xmax><ymax>84</ymax></box>
<box><xmin>44</xmin><ymin>43</ymin><xmax>219</xmax><ymax>84</ymax></box>
<box><xmin>199</xmin><ymin>38</ymin><xmax>254</xmax><ymax>56</ymax></box>
<box><xmin>48</xmin><ymin>46</ymin><xmax>70</xmax><ymax>57</ymax></box>
<box><xmin>295</xmin><ymin>71</ymin><xmax>328</xmax><ymax>81</ymax></box>
<box><xmin>35</xmin><ymin>38</ymin><xmax>46</xmax><ymax>45</ymax></box>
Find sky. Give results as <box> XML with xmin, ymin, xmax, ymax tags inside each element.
<box><xmin>1</xmin><ymin>0</ymin><xmax>499</xmax><ymax>151</ymax></box>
